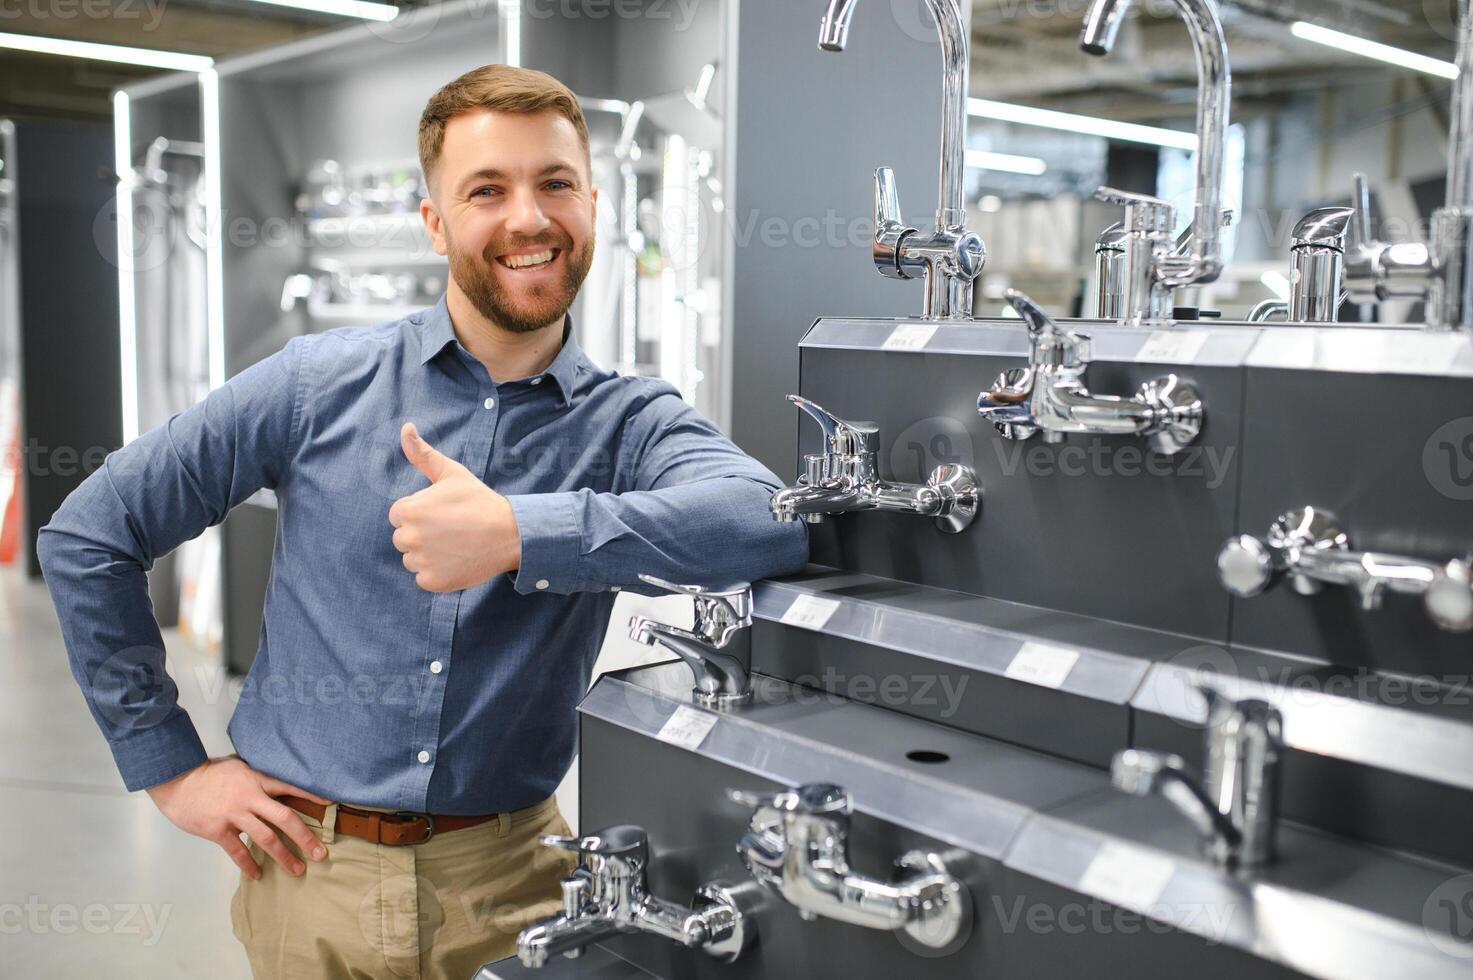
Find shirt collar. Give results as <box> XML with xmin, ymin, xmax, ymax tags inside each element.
<box><xmin>416</xmin><ymin>294</ymin><xmax>582</xmax><ymax>404</ymax></box>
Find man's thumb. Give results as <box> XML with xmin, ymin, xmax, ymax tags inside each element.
<box><xmin>401</xmin><ymin>422</ymin><xmax>453</xmax><ymax>483</ymax></box>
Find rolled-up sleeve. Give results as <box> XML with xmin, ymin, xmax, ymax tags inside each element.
<box><xmin>506</xmin><ymin>379</ymin><xmax>808</xmax><ymax>595</ymax></box>
<box><xmin>36</xmin><ymin>336</ymin><xmax>308</xmax><ymax>791</ymax></box>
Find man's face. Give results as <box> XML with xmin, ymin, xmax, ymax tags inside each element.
<box><xmin>423</xmin><ymin>108</ymin><xmax>596</xmax><ymax>333</ymax></box>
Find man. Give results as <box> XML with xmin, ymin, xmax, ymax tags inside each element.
<box><xmin>39</xmin><ymin>65</ymin><xmax>807</xmax><ymax>978</ymax></box>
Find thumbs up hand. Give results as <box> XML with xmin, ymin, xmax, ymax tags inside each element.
<box><xmin>388</xmin><ymin>422</ymin><xmax>521</xmax><ymax>593</ymax></box>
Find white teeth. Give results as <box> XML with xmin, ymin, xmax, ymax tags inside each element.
<box><xmin>503</xmin><ymin>249</ymin><xmax>555</xmax><ymax>269</ymax></box>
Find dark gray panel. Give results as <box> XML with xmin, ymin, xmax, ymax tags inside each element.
<box><xmin>798</xmin><ymin>345</ymin><xmax>1243</xmax><ymax>638</ymax></box>
<box><xmin>1232</xmin><ymin>366</ymin><xmax>1473</xmax><ymax>677</ymax></box>
<box><xmin>752</xmin><ymin>619</ymin><xmax>1128</xmax><ymax>768</ymax></box>
<box><xmin>15</xmin><ymin>120</ymin><xmax>121</xmax><ymax>577</ymax></box>
<box><xmin>475</xmin><ymin>945</ymin><xmax>662</xmax><ymax>979</ymax></box>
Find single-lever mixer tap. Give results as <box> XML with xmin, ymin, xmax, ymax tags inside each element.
<box><xmin>628</xmin><ymin>575</ymin><xmax>754</xmax><ymax>708</ymax></box>
<box><xmin>1082</xmin><ymin>0</ymin><xmax>1232</xmax><ymax>324</ymax></box>
<box><xmin>818</xmin><ymin>0</ymin><xmax>986</xmax><ymax>318</ymax></box>
<box><xmin>770</xmin><ymin>394</ymin><xmax>980</xmax><ymax>533</ymax></box>
<box><xmin>1113</xmin><ymin>689</ymin><xmax>1283</xmax><ymax>867</ymax></box>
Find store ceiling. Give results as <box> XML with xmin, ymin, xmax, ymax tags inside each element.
<box><xmin>0</xmin><ymin>0</ymin><xmax>1459</xmax><ymax>126</ymax></box>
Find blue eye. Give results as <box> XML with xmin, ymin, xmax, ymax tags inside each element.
<box><xmin>472</xmin><ymin>187</ymin><xmax>496</xmax><ymax>198</ymax></box>
<box><xmin>546</xmin><ymin>180</ymin><xmax>571</xmax><ymax>191</ymax></box>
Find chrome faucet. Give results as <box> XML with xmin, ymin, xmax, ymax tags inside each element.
<box><xmin>1247</xmin><ymin>207</ymin><xmax>1356</xmax><ymax>324</ymax></box>
<box><xmin>770</xmin><ymin>394</ymin><xmax>980</xmax><ymax>533</ymax></box>
<box><xmin>1095</xmin><ymin>212</ymin><xmax>1232</xmax><ymax>320</ymax></box>
<box><xmin>628</xmin><ymin>575</ymin><xmax>754</xmax><ymax>708</ymax></box>
<box><xmin>729</xmin><ymin>783</ymin><xmax>970</xmax><ymax>949</ymax></box>
<box><xmin>1082</xmin><ymin>0</ymin><xmax>1231</xmax><ymax>324</ymax></box>
<box><xmin>517</xmin><ymin>825</ymin><xmax>754</xmax><ymax>968</ymax></box>
<box><xmin>1113</xmin><ymin>689</ymin><xmax>1283</xmax><ymax>867</ymax></box>
<box><xmin>1216</xmin><ymin>506</ymin><xmax>1473</xmax><ymax>632</ymax></box>
<box><xmin>1339</xmin><ymin>4</ymin><xmax>1473</xmax><ymax>330</ymax></box>
<box><xmin>977</xmin><ymin>289</ymin><xmax>1205</xmax><ymax>455</ymax></box>
<box><xmin>819</xmin><ymin>0</ymin><xmax>986</xmax><ymax>318</ymax></box>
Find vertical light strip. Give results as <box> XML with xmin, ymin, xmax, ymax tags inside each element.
<box><xmin>199</xmin><ymin>68</ymin><xmax>226</xmax><ymax>391</ymax></box>
<box><xmin>499</xmin><ymin>0</ymin><xmax>521</xmax><ymax>67</ymax></box>
<box><xmin>113</xmin><ymin>90</ymin><xmax>140</xmax><ymax>445</ymax></box>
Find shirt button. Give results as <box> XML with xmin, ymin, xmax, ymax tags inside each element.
<box><xmin>535</xmin><ymin>579</ymin><xmax>549</xmax><ymax>590</ymax></box>
<box><xmin>483</xmin><ymin>397</ymin><xmax>495</xmax><ymax>410</ymax></box>
<box><xmin>530</xmin><ymin>377</ymin><xmax>543</xmax><ymax>385</ymax></box>
<box><xmin>416</xmin><ymin>750</ymin><xmax>431</xmax><ymax>764</ymax></box>
<box><xmin>429</xmin><ymin>660</ymin><xmax>443</xmax><ymax>674</ymax></box>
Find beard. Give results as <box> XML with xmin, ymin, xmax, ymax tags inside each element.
<box><xmin>447</xmin><ymin>226</ymin><xmax>594</xmax><ymax>334</ymax></box>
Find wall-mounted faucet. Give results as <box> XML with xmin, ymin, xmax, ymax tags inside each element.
<box><xmin>729</xmin><ymin>783</ymin><xmax>971</xmax><ymax>949</ymax></box>
<box><xmin>1112</xmin><ymin>689</ymin><xmax>1282</xmax><ymax>867</ymax></box>
<box><xmin>1081</xmin><ymin>0</ymin><xmax>1231</xmax><ymax>324</ymax></box>
<box><xmin>771</xmin><ymin>394</ymin><xmax>980</xmax><ymax>533</ymax></box>
<box><xmin>977</xmin><ymin>289</ymin><xmax>1205</xmax><ymax>455</ymax></box>
<box><xmin>819</xmin><ymin>0</ymin><xmax>986</xmax><ymax>318</ymax></box>
<box><xmin>517</xmin><ymin>825</ymin><xmax>755</xmax><ymax>968</ymax></box>
<box><xmin>1217</xmin><ymin>506</ymin><xmax>1473</xmax><ymax>632</ymax></box>
<box><xmin>628</xmin><ymin>575</ymin><xmax>754</xmax><ymax>708</ymax></box>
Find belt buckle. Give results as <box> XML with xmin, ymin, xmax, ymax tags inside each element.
<box><xmin>392</xmin><ymin>810</ymin><xmax>436</xmax><ymax>844</ymax></box>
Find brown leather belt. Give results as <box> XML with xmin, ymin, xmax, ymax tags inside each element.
<box><xmin>279</xmin><ymin>796</ymin><xmax>498</xmax><ymax>846</ymax></box>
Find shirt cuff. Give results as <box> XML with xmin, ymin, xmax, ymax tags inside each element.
<box><xmin>506</xmin><ymin>492</ymin><xmax>585</xmax><ymax>595</ymax></box>
<box><xmin>108</xmin><ymin>709</ymin><xmax>210</xmax><ymax>792</ymax></box>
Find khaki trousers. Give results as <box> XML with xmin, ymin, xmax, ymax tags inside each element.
<box><xmin>230</xmin><ymin>795</ymin><xmax>576</xmax><ymax>980</ymax></box>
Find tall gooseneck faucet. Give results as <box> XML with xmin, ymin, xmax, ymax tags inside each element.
<box><xmin>819</xmin><ymin>0</ymin><xmax>985</xmax><ymax>318</ymax></box>
<box><xmin>1082</xmin><ymin>0</ymin><xmax>1231</xmax><ymax>320</ymax></box>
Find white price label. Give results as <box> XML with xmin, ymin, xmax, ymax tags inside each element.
<box><xmin>656</xmin><ymin>705</ymin><xmax>719</xmax><ymax>751</ymax></box>
<box><xmin>779</xmin><ymin>594</ymin><xmax>841</xmax><ymax>632</ymax></box>
<box><xmin>1005</xmin><ymin>641</ymin><xmax>1080</xmax><ymax>689</ymax></box>
<box><xmin>1136</xmin><ymin>330</ymin><xmax>1209</xmax><ymax>364</ymax></box>
<box><xmin>882</xmin><ymin>324</ymin><xmax>938</xmax><ymax>352</ymax></box>
<box><xmin>1078</xmin><ymin>842</ymin><xmax>1177</xmax><ymax>911</ymax></box>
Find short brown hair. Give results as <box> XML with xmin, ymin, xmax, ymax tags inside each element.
<box><xmin>418</xmin><ymin>64</ymin><xmax>590</xmax><ymax>188</ymax></box>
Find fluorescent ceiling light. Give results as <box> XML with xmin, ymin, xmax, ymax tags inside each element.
<box><xmin>0</xmin><ymin>31</ymin><xmax>212</xmax><ymax>71</ymax></box>
<box><xmin>1290</xmin><ymin>21</ymin><xmax>1457</xmax><ymax>79</ymax></box>
<box><xmin>969</xmin><ymin>97</ymin><xmax>1198</xmax><ymax>151</ymax></box>
<box><xmin>243</xmin><ymin>0</ymin><xmax>399</xmax><ymax>20</ymax></box>
<box><xmin>965</xmin><ymin>149</ymin><xmax>1048</xmax><ymax>176</ymax></box>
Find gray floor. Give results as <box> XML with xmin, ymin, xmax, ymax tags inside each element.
<box><xmin>0</xmin><ymin>562</ymin><xmax>253</xmax><ymax>977</ymax></box>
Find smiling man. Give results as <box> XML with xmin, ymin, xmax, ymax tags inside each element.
<box><xmin>38</xmin><ymin>65</ymin><xmax>807</xmax><ymax>978</ymax></box>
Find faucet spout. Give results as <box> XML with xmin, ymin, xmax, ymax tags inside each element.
<box><xmin>1082</xmin><ymin>0</ymin><xmax>1230</xmax><ymax>286</ymax></box>
<box><xmin>517</xmin><ymin>915</ymin><xmax>619</xmax><ymax>968</ymax></box>
<box><xmin>1112</xmin><ymin>749</ymin><xmax>1242</xmax><ymax>862</ymax></box>
<box><xmin>819</xmin><ymin>0</ymin><xmax>969</xmax><ymax>230</ymax></box>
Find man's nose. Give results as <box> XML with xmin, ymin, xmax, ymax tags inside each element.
<box><xmin>502</xmin><ymin>186</ymin><xmax>551</xmax><ymax>236</ymax></box>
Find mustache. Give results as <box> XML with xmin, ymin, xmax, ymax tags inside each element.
<box><xmin>483</xmin><ymin>234</ymin><xmax>571</xmax><ymax>259</ymax></box>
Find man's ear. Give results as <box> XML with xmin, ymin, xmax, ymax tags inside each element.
<box><xmin>420</xmin><ymin>196</ymin><xmax>448</xmax><ymax>257</ymax></box>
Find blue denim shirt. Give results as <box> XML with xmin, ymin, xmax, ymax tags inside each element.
<box><xmin>38</xmin><ymin>297</ymin><xmax>807</xmax><ymax>814</ymax></box>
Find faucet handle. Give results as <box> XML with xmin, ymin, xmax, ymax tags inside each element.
<box><xmin>728</xmin><ymin>783</ymin><xmax>851</xmax><ymax>816</ymax></box>
<box><xmin>1003</xmin><ymin>289</ymin><xmax>1088</xmax><ymax>371</ymax></box>
<box><xmin>1094</xmin><ymin>185</ymin><xmax>1175</xmax><ymax>233</ymax></box>
<box><xmin>636</xmin><ymin>574</ymin><xmax>753</xmax><ymax>634</ymax></box>
<box><xmin>872</xmin><ymin>168</ymin><xmax>919</xmax><ymax>281</ymax></box>
<box><xmin>541</xmin><ymin>825</ymin><xmax>650</xmax><ymax>861</ymax></box>
<box><xmin>787</xmin><ymin>394</ymin><xmax>880</xmax><ymax>456</ymax></box>
<box><xmin>1352</xmin><ymin>173</ymin><xmax>1375</xmax><ymax>247</ymax></box>
<box><xmin>1292</xmin><ymin>206</ymin><xmax>1357</xmax><ymax>251</ymax></box>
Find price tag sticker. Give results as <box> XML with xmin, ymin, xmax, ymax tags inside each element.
<box><xmin>656</xmin><ymin>705</ymin><xmax>719</xmax><ymax>751</ymax></box>
<box><xmin>1005</xmin><ymin>641</ymin><xmax>1080</xmax><ymax>689</ymax></box>
<box><xmin>882</xmin><ymin>324</ymin><xmax>938</xmax><ymax>352</ymax></box>
<box><xmin>1136</xmin><ymin>330</ymin><xmax>1209</xmax><ymax>364</ymax></box>
<box><xmin>779</xmin><ymin>594</ymin><xmax>841</xmax><ymax>632</ymax></box>
<box><xmin>1078</xmin><ymin>842</ymin><xmax>1177</xmax><ymax>911</ymax></box>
